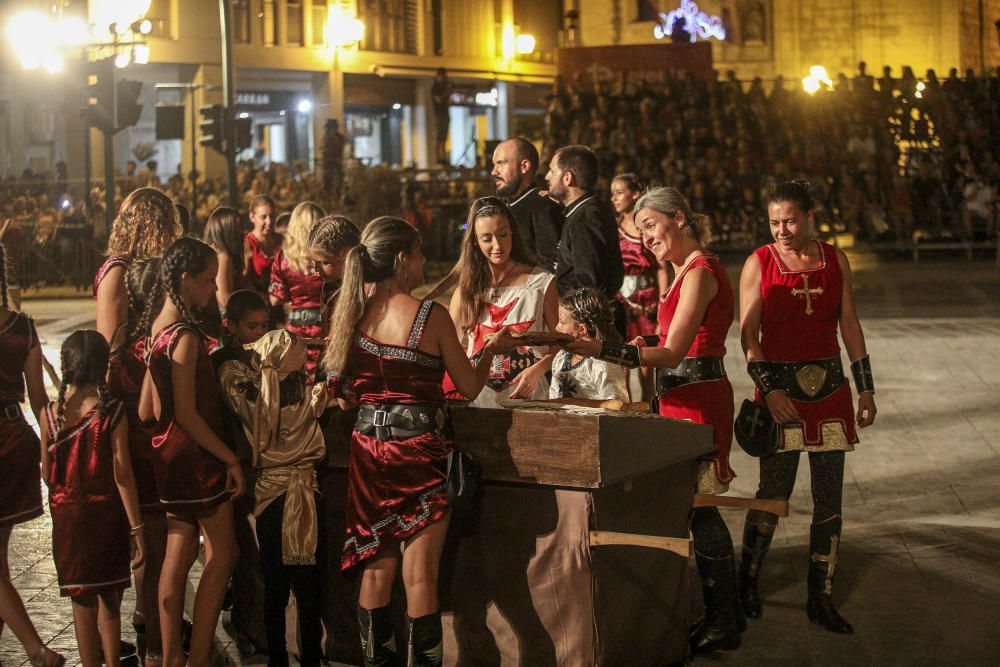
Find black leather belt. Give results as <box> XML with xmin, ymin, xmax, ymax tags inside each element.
<box><xmin>288</xmin><ymin>308</ymin><xmax>322</xmax><ymax>326</ymax></box>
<box><xmin>355</xmin><ymin>403</ymin><xmax>449</xmax><ymax>441</ymax></box>
<box><xmin>765</xmin><ymin>357</ymin><xmax>845</xmax><ymax>402</ymax></box>
<box><xmin>0</xmin><ymin>403</ymin><xmax>22</xmax><ymax>420</ymax></box>
<box><xmin>655</xmin><ymin>356</ymin><xmax>726</xmax><ymax>396</ymax></box>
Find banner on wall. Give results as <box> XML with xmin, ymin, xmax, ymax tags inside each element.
<box><xmin>557</xmin><ymin>42</ymin><xmax>714</xmax><ymax>85</ymax></box>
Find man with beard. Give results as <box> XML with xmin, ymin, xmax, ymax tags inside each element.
<box><xmin>425</xmin><ymin>137</ymin><xmax>562</xmax><ymax>299</ymax></box>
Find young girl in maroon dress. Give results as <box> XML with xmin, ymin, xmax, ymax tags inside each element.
<box><xmin>0</xmin><ymin>244</ymin><xmax>66</xmax><ymax>667</ymax></box>
<box><xmin>244</xmin><ymin>195</ymin><xmax>282</xmax><ymax>294</ymax></box>
<box><xmin>137</xmin><ymin>237</ymin><xmax>246</xmax><ymax>667</ymax></box>
<box><xmin>108</xmin><ymin>258</ymin><xmax>168</xmax><ymax>665</ymax></box>
<box><xmin>269</xmin><ymin>201</ymin><xmax>326</xmax><ymax>377</ymax></box>
<box><xmin>40</xmin><ymin>331</ymin><xmax>144</xmax><ymax>667</ymax></box>
<box><xmin>95</xmin><ymin>188</ymin><xmax>180</xmax><ymax>342</ymax></box>
<box><xmin>324</xmin><ymin>217</ymin><xmax>515</xmax><ymax>667</ymax></box>
<box><xmin>566</xmin><ymin>186</ymin><xmax>742</xmax><ymax>656</ymax></box>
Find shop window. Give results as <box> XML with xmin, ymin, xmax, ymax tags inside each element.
<box><xmin>358</xmin><ymin>0</ymin><xmax>417</xmax><ymax>54</ymax></box>
<box><xmin>286</xmin><ymin>0</ymin><xmax>304</xmax><ymax>45</ymax></box>
<box><xmin>233</xmin><ymin>0</ymin><xmax>251</xmax><ymax>44</ymax></box>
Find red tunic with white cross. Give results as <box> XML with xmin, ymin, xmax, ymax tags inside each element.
<box><xmin>754</xmin><ymin>241</ymin><xmax>857</xmax><ymax>451</ymax></box>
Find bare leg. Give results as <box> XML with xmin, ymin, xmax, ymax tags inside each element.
<box><xmin>401</xmin><ymin>514</ymin><xmax>451</xmax><ymax>618</ymax></box>
<box><xmin>0</xmin><ymin>525</ymin><xmax>48</xmax><ymax>661</ymax></box>
<box><xmin>188</xmin><ymin>501</ymin><xmax>237</xmax><ymax>667</ymax></box>
<box><xmin>72</xmin><ymin>596</ymin><xmax>102</xmax><ymax>667</ymax></box>
<box><xmin>140</xmin><ymin>510</ymin><xmax>168</xmax><ymax>662</ymax></box>
<box><xmin>159</xmin><ymin>516</ymin><xmax>199</xmax><ymax>667</ymax></box>
<box><xmin>97</xmin><ymin>591</ymin><xmax>123</xmax><ymax>667</ymax></box>
<box><xmin>358</xmin><ymin>553</ymin><xmax>399</xmax><ymax>610</ymax></box>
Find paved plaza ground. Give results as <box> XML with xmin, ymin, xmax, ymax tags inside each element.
<box><xmin>2</xmin><ymin>251</ymin><xmax>1000</xmax><ymax>665</ymax></box>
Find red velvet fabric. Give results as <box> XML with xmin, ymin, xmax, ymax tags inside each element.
<box><xmin>92</xmin><ymin>255</ymin><xmax>129</xmax><ymax>298</ymax></box>
<box><xmin>108</xmin><ymin>339</ymin><xmax>160</xmax><ymax>509</ymax></box>
<box><xmin>657</xmin><ymin>254</ymin><xmax>733</xmax><ymax>358</ymax></box>
<box><xmin>45</xmin><ymin>402</ymin><xmax>130</xmax><ymax>597</ymax></box>
<box><xmin>269</xmin><ymin>249</ymin><xmax>324</xmax><ymax>376</ymax></box>
<box><xmin>245</xmin><ymin>232</ymin><xmax>281</xmax><ymax>293</ymax></box>
<box><xmin>616</xmin><ymin>229</ymin><xmax>659</xmax><ymax>338</ymax></box>
<box><xmin>146</xmin><ymin>322</ymin><xmax>229</xmax><ymax>513</ymax></box>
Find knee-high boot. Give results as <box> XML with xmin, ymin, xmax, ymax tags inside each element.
<box><xmin>807</xmin><ymin>516</ymin><xmax>853</xmax><ymax>634</ymax></box>
<box><xmin>689</xmin><ymin>551</ymin><xmax>741</xmax><ymax>655</ymax></box>
<box><xmin>739</xmin><ymin>512</ymin><xmax>776</xmax><ymax>619</ymax></box>
<box><xmin>406</xmin><ymin>613</ymin><xmax>443</xmax><ymax>667</ymax></box>
<box><xmin>358</xmin><ymin>604</ymin><xmax>400</xmax><ymax>667</ymax></box>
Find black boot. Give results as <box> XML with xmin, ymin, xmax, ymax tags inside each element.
<box><xmin>406</xmin><ymin>612</ymin><xmax>443</xmax><ymax>667</ymax></box>
<box><xmin>358</xmin><ymin>605</ymin><xmax>400</xmax><ymax>667</ymax></box>
<box><xmin>739</xmin><ymin>515</ymin><xmax>776</xmax><ymax>619</ymax></box>
<box><xmin>689</xmin><ymin>552</ymin><xmax>741</xmax><ymax>655</ymax></box>
<box><xmin>807</xmin><ymin>519</ymin><xmax>853</xmax><ymax>635</ymax></box>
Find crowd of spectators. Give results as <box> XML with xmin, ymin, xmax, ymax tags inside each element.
<box><xmin>541</xmin><ymin>63</ymin><xmax>1000</xmax><ymax>246</ymax></box>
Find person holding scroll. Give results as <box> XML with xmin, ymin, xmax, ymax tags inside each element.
<box><xmin>565</xmin><ymin>186</ymin><xmax>742</xmax><ymax>655</ymax></box>
<box><xmin>736</xmin><ymin>180</ymin><xmax>876</xmax><ymax>635</ymax></box>
<box><xmin>448</xmin><ymin>197</ymin><xmax>559</xmax><ymax>405</ymax></box>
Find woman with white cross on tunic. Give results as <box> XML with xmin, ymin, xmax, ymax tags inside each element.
<box><xmin>737</xmin><ymin>180</ymin><xmax>877</xmax><ymax>635</ymax></box>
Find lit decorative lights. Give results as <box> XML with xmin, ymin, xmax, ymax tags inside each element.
<box><xmin>653</xmin><ymin>1</ymin><xmax>726</xmax><ymax>42</ymax></box>
<box><xmin>802</xmin><ymin>65</ymin><xmax>833</xmax><ymax>94</ymax></box>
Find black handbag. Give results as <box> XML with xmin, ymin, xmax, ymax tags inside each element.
<box><xmin>446</xmin><ymin>449</ymin><xmax>480</xmax><ymax>514</ymax></box>
<box><xmin>734</xmin><ymin>399</ymin><xmax>779</xmax><ymax>457</ymax></box>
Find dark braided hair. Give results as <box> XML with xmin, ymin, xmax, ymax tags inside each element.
<box><xmin>136</xmin><ymin>237</ymin><xmax>217</xmax><ymax>338</ymax></box>
<box><xmin>0</xmin><ymin>242</ymin><xmax>9</xmax><ymax>310</ymax></box>
<box><xmin>125</xmin><ymin>257</ymin><xmax>162</xmax><ymax>340</ymax></box>
<box><xmin>56</xmin><ymin>330</ymin><xmax>111</xmax><ymax>431</ymax></box>
<box><xmin>560</xmin><ymin>287</ymin><xmax>622</xmax><ymax>344</ymax></box>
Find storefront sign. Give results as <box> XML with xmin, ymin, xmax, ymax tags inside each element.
<box><xmin>236</xmin><ymin>92</ymin><xmax>271</xmax><ymax>106</ymax></box>
<box><xmin>557</xmin><ymin>42</ymin><xmax>713</xmax><ymax>85</ymax></box>
<box><xmin>449</xmin><ymin>86</ymin><xmax>500</xmax><ymax>107</ymax></box>
<box><xmin>653</xmin><ymin>1</ymin><xmax>726</xmax><ymax>42</ymax></box>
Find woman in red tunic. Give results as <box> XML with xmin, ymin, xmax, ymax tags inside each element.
<box><xmin>138</xmin><ymin>237</ymin><xmax>246</xmax><ymax>667</ymax></box>
<box><xmin>737</xmin><ymin>180</ymin><xmax>876</xmax><ymax>635</ymax></box>
<box><xmin>244</xmin><ymin>195</ymin><xmax>282</xmax><ymax>295</ymax></box>
<box><xmin>324</xmin><ymin>217</ymin><xmax>514</xmax><ymax>667</ymax></box>
<box><xmin>40</xmin><ymin>330</ymin><xmax>143</xmax><ymax>667</ymax></box>
<box><xmin>0</xmin><ymin>245</ymin><xmax>65</xmax><ymax>667</ymax></box>
<box><xmin>566</xmin><ymin>186</ymin><xmax>742</xmax><ymax>655</ymax></box>
<box><xmin>269</xmin><ymin>201</ymin><xmax>326</xmax><ymax>377</ymax></box>
<box><xmin>95</xmin><ymin>187</ymin><xmax>181</xmax><ymax>342</ymax></box>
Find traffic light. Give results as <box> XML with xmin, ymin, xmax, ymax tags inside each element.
<box><xmin>199</xmin><ymin>104</ymin><xmax>224</xmax><ymax>152</ymax></box>
<box><xmin>234</xmin><ymin>115</ymin><xmax>252</xmax><ymax>151</ymax></box>
<box><xmin>82</xmin><ymin>60</ymin><xmax>115</xmax><ymax>132</ymax></box>
<box><xmin>115</xmin><ymin>80</ymin><xmax>143</xmax><ymax>130</ymax></box>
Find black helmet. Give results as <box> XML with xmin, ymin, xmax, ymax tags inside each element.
<box><xmin>734</xmin><ymin>399</ymin><xmax>778</xmax><ymax>457</ymax></box>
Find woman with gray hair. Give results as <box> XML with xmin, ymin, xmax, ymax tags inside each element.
<box><xmin>565</xmin><ymin>186</ymin><xmax>743</xmax><ymax>655</ymax></box>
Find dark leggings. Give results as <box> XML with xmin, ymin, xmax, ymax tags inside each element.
<box><xmin>691</xmin><ymin>506</ymin><xmax>735</xmax><ymax>561</ymax></box>
<box><xmin>256</xmin><ymin>493</ymin><xmax>326</xmax><ymax>667</ymax></box>
<box><xmin>748</xmin><ymin>450</ymin><xmax>845</xmax><ymax>538</ymax></box>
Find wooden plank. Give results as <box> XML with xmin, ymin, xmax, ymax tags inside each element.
<box><xmin>693</xmin><ymin>495</ymin><xmax>790</xmax><ymax>516</ymax></box>
<box><xmin>589</xmin><ymin>530</ymin><xmax>691</xmax><ymax>557</ymax></box>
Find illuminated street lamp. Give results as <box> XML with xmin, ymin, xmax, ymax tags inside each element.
<box><xmin>515</xmin><ymin>33</ymin><xmax>536</xmax><ymax>55</ymax></box>
<box><xmin>802</xmin><ymin>65</ymin><xmax>833</xmax><ymax>95</ymax></box>
<box><xmin>326</xmin><ymin>10</ymin><xmax>365</xmax><ymax>47</ymax></box>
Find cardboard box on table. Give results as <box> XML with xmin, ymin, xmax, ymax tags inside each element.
<box><xmin>319</xmin><ymin>404</ymin><xmax>714</xmax><ymax>666</ymax></box>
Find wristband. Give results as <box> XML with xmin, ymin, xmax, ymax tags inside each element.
<box><xmin>747</xmin><ymin>361</ymin><xmax>780</xmax><ymax>396</ymax></box>
<box><xmin>130</xmin><ymin>524</ymin><xmax>144</xmax><ymax>536</ymax></box>
<box><xmin>850</xmin><ymin>355</ymin><xmax>874</xmax><ymax>394</ymax></box>
<box><xmin>597</xmin><ymin>342</ymin><xmax>641</xmax><ymax>368</ymax></box>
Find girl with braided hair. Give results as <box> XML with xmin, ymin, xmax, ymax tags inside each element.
<box><xmin>0</xmin><ymin>242</ymin><xmax>66</xmax><ymax>667</ymax></box>
<box><xmin>137</xmin><ymin>236</ymin><xmax>245</xmax><ymax>667</ymax></box>
<box><xmin>108</xmin><ymin>257</ymin><xmax>167</xmax><ymax>665</ymax></box>
<box><xmin>307</xmin><ymin>214</ymin><xmax>361</xmax><ymax>340</ymax></box>
<box><xmin>95</xmin><ymin>188</ymin><xmax>181</xmax><ymax>343</ymax></box>
<box><xmin>40</xmin><ymin>330</ymin><xmax>144</xmax><ymax>667</ymax></box>
<box><xmin>549</xmin><ymin>287</ymin><xmax>628</xmax><ymax>401</ymax></box>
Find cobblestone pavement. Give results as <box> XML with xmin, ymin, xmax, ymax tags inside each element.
<box><xmin>3</xmin><ymin>252</ymin><xmax>1000</xmax><ymax>665</ymax></box>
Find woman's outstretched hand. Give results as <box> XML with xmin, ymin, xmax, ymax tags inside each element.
<box><xmin>563</xmin><ymin>334</ymin><xmax>602</xmax><ymax>358</ymax></box>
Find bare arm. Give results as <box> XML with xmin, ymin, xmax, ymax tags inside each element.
<box><xmin>39</xmin><ymin>407</ymin><xmax>51</xmax><ymax>481</ymax></box>
<box><xmin>738</xmin><ymin>253</ymin><xmax>765</xmax><ymax>362</ymax></box>
<box><xmin>446</xmin><ymin>282</ymin><xmax>467</xmax><ymax>340</ymax></box>
<box><xmin>836</xmin><ymin>248</ymin><xmax>877</xmax><ymax>427</ymax></box>
<box><xmin>111</xmin><ymin>417</ymin><xmax>145</xmax><ymax>568</ymax></box>
<box><xmin>638</xmin><ymin>267</ymin><xmax>717</xmax><ymax>368</ymax></box>
<box><xmin>96</xmin><ymin>266</ymin><xmax>128</xmax><ymax>343</ymax></box>
<box><xmin>425</xmin><ymin>264</ymin><xmax>459</xmax><ymax>302</ymax></box>
<box><xmin>23</xmin><ymin>340</ymin><xmax>47</xmax><ymax>420</ymax></box>
<box><xmin>216</xmin><ymin>251</ymin><xmax>235</xmax><ymax>308</ymax></box>
<box><xmin>426</xmin><ymin>304</ymin><xmax>512</xmax><ymax>398</ymax></box>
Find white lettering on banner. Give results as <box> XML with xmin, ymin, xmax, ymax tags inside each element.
<box><xmin>653</xmin><ymin>1</ymin><xmax>726</xmax><ymax>42</ymax></box>
<box><xmin>236</xmin><ymin>92</ymin><xmax>271</xmax><ymax>106</ymax></box>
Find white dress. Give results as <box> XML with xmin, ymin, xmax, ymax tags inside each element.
<box><xmin>548</xmin><ymin>349</ymin><xmax>628</xmax><ymax>402</ymax></box>
<box><xmin>465</xmin><ymin>267</ymin><xmax>555</xmax><ymax>408</ymax></box>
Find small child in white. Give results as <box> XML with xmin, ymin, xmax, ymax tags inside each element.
<box><xmin>550</xmin><ymin>287</ymin><xmax>629</xmax><ymax>402</ymax></box>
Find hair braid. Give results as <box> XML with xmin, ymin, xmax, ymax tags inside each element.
<box><xmin>147</xmin><ymin>237</ymin><xmax>216</xmax><ymax>335</ymax></box>
<box><xmin>0</xmin><ymin>243</ymin><xmax>9</xmax><ymax>310</ymax></box>
<box><xmin>97</xmin><ymin>378</ymin><xmax>113</xmax><ymax>419</ymax></box>
<box><xmin>56</xmin><ymin>346</ymin><xmax>70</xmax><ymax>431</ymax></box>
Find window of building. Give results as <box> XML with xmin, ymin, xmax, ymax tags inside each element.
<box><xmin>358</xmin><ymin>0</ymin><xmax>417</xmax><ymax>54</ymax></box>
<box><xmin>261</xmin><ymin>0</ymin><xmax>277</xmax><ymax>46</ymax></box>
<box><xmin>312</xmin><ymin>0</ymin><xmax>328</xmax><ymax>45</ymax></box>
<box><xmin>233</xmin><ymin>0</ymin><xmax>251</xmax><ymax>44</ymax></box>
<box><xmin>286</xmin><ymin>0</ymin><xmax>304</xmax><ymax>45</ymax></box>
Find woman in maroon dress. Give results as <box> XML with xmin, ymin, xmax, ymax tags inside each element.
<box><xmin>244</xmin><ymin>195</ymin><xmax>282</xmax><ymax>295</ymax></box>
<box><xmin>95</xmin><ymin>187</ymin><xmax>180</xmax><ymax>342</ymax></box>
<box><xmin>203</xmin><ymin>206</ymin><xmax>248</xmax><ymax>338</ymax></box>
<box><xmin>324</xmin><ymin>217</ymin><xmax>514</xmax><ymax>667</ymax></box>
<box><xmin>0</xmin><ymin>244</ymin><xmax>65</xmax><ymax>667</ymax></box>
<box><xmin>737</xmin><ymin>181</ymin><xmax>876</xmax><ymax>634</ymax></box>
<box><xmin>138</xmin><ymin>237</ymin><xmax>246</xmax><ymax>667</ymax></box>
<box><xmin>566</xmin><ymin>186</ymin><xmax>742</xmax><ymax>655</ymax></box>
<box><xmin>269</xmin><ymin>201</ymin><xmax>325</xmax><ymax>376</ymax></box>
<box><xmin>41</xmin><ymin>330</ymin><xmax>143</xmax><ymax>667</ymax></box>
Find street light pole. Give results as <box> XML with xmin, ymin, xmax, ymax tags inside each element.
<box><xmin>219</xmin><ymin>0</ymin><xmax>237</xmax><ymax>206</ymax></box>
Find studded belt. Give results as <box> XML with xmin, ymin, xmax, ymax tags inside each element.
<box><xmin>0</xmin><ymin>403</ymin><xmax>23</xmax><ymax>421</ymax></box>
<box><xmin>765</xmin><ymin>357</ymin><xmax>845</xmax><ymax>402</ymax></box>
<box><xmin>288</xmin><ymin>308</ymin><xmax>323</xmax><ymax>327</ymax></box>
<box><xmin>355</xmin><ymin>403</ymin><xmax>449</xmax><ymax>441</ymax></box>
<box><xmin>654</xmin><ymin>356</ymin><xmax>726</xmax><ymax>396</ymax></box>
